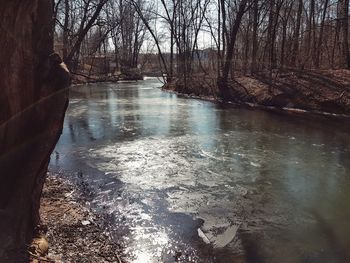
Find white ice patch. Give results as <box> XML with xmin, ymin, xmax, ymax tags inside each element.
<box><xmin>250</xmin><ymin>161</ymin><xmax>261</xmax><ymax>167</ymax></box>
<box><xmin>90</xmin><ymin>137</ymin><xmax>199</xmax><ymax>190</ymax></box>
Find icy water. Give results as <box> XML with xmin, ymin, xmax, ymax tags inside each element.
<box><xmin>50</xmin><ymin>78</ymin><xmax>350</xmax><ymax>263</ymax></box>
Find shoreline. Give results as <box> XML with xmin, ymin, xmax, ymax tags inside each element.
<box><xmin>162</xmin><ymin>88</ymin><xmax>350</xmax><ymax>120</ymax></box>
<box><xmin>162</xmin><ymin>69</ymin><xmax>350</xmax><ymax>118</ymax></box>
<box><xmin>33</xmin><ymin>172</ymin><xmax>123</xmax><ymax>263</ymax></box>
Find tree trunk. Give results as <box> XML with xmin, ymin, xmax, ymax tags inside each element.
<box><xmin>305</xmin><ymin>0</ymin><xmax>315</xmax><ymax>67</ymax></box>
<box><xmin>340</xmin><ymin>0</ymin><xmax>350</xmax><ymax>68</ymax></box>
<box><xmin>218</xmin><ymin>0</ymin><xmax>248</xmax><ymax>99</ymax></box>
<box><xmin>62</xmin><ymin>0</ymin><xmax>70</xmax><ymax>60</ymax></box>
<box><xmin>251</xmin><ymin>0</ymin><xmax>259</xmax><ymax>73</ymax></box>
<box><xmin>0</xmin><ymin>0</ymin><xmax>69</xmax><ymax>261</ymax></box>
<box><xmin>266</xmin><ymin>0</ymin><xmax>275</xmax><ymax>76</ymax></box>
<box><xmin>170</xmin><ymin>25</ymin><xmax>174</xmax><ymax>81</ymax></box>
<box><xmin>315</xmin><ymin>0</ymin><xmax>329</xmax><ymax>68</ymax></box>
<box><xmin>291</xmin><ymin>0</ymin><xmax>303</xmax><ymax>67</ymax></box>
<box><xmin>218</xmin><ymin>0</ymin><xmax>221</xmax><ymax>77</ymax></box>
<box><xmin>281</xmin><ymin>3</ymin><xmax>293</xmax><ymax>69</ymax></box>
<box><xmin>332</xmin><ymin>13</ymin><xmax>341</xmax><ymax>68</ymax></box>
<box><xmin>220</xmin><ymin>0</ymin><xmax>228</xmax><ymax>71</ymax></box>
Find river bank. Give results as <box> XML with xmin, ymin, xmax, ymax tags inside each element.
<box><xmin>31</xmin><ymin>172</ymin><xmax>124</xmax><ymax>263</ymax></box>
<box><xmin>164</xmin><ymin>69</ymin><xmax>350</xmax><ymax>116</ymax></box>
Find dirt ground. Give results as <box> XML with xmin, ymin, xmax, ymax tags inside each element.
<box><xmin>31</xmin><ymin>172</ymin><xmax>124</xmax><ymax>263</ymax></box>
<box><xmin>164</xmin><ymin>69</ymin><xmax>350</xmax><ymax>115</ymax></box>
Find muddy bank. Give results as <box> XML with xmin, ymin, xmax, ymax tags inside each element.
<box><xmin>164</xmin><ymin>69</ymin><xmax>350</xmax><ymax>115</ymax></box>
<box><xmin>33</xmin><ymin>172</ymin><xmax>123</xmax><ymax>263</ymax></box>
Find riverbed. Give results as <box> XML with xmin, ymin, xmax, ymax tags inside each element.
<box><xmin>49</xmin><ymin>78</ymin><xmax>350</xmax><ymax>262</ymax></box>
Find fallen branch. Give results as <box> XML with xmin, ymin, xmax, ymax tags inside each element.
<box><xmin>70</xmin><ymin>71</ymin><xmax>96</xmax><ymax>80</ymax></box>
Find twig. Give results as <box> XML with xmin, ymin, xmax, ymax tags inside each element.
<box><xmin>70</xmin><ymin>71</ymin><xmax>96</xmax><ymax>80</ymax></box>
<box><xmin>116</xmin><ymin>253</ymin><xmax>122</xmax><ymax>263</ymax></box>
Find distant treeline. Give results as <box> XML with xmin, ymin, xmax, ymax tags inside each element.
<box><xmin>54</xmin><ymin>0</ymin><xmax>350</xmax><ymax>95</ymax></box>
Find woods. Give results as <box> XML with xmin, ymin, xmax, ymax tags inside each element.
<box><xmin>54</xmin><ymin>0</ymin><xmax>350</xmax><ymax>84</ymax></box>
<box><xmin>53</xmin><ymin>0</ymin><xmax>350</xmax><ymax>95</ymax></box>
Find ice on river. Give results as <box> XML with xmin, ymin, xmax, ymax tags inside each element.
<box><xmin>51</xmin><ymin>80</ymin><xmax>350</xmax><ymax>262</ymax></box>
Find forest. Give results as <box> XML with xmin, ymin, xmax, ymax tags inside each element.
<box><xmin>55</xmin><ymin>0</ymin><xmax>350</xmax><ymax>103</ymax></box>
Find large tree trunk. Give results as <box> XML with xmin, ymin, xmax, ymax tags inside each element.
<box><xmin>0</xmin><ymin>0</ymin><xmax>69</xmax><ymax>261</ymax></box>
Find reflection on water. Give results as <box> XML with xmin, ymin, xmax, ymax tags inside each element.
<box><xmin>50</xmin><ymin>79</ymin><xmax>350</xmax><ymax>262</ymax></box>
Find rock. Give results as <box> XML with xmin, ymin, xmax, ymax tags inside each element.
<box><xmin>29</xmin><ymin>237</ymin><xmax>49</xmax><ymax>257</ymax></box>
<box><xmin>197</xmin><ymin>228</ymin><xmax>211</xmax><ymax>244</ymax></box>
<box><xmin>81</xmin><ymin>220</ymin><xmax>91</xmax><ymax>226</ymax></box>
<box><xmin>213</xmin><ymin>224</ymin><xmax>240</xmax><ymax>248</ymax></box>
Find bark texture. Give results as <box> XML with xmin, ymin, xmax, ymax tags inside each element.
<box><xmin>0</xmin><ymin>0</ymin><xmax>69</xmax><ymax>261</ymax></box>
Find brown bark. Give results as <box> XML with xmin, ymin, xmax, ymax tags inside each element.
<box><xmin>0</xmin><ymin>0</ymin><xmax>69</xmax><ymax>261</ymax></box>
<box><xmin>332</xmin><ymin>13</ymin><xmax>341</xmax><ymax>68</ymax></box>
<box><xmin>218</xmin><ymin>0</ymin><xmax>248</xmax><ymax>99</ymax></box>
<box><xmin>340</xmin><ymin>0</ymin><xmax>350</xmax><ymax>68</ymax></box>
<box><xmin>220</xmin><ymin>0</ymin><xmax>228</xmax><ymax>70</ymax></box>
<box><xmin>281</xmin><ymin>2</ymin><xmax>293</xmax><ymax>69</ymax></box>
<box><xmin>305</xmin><ymin>0</ymin><xmax>315</xmax><ymax>67</ymax></box>
<box><xmin>62</xmin><ymin>0</ymin><xmax>70</xmax><ymax>60</ymax></box>
<box><xmin>291</xmin><ymin>0</ymin><xmax>303</xmax><ymax>67</ymax></box>
<box><xmin>266</xmin><ymin>0</ymin><xmax>275</xmax><ymax>74</ymax></box>
<box><xmin>315</xmin><ymin>0</ymin><xmax>329</xmax><ymax>68</ymax></box>
<box><xmin>251</xmin><ymin>0</ymin><xmax>259</xmax><ymax>73</ymax></box>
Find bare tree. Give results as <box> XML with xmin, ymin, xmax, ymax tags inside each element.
<box><xmin>291</xmin><ymin>0</ymin><xmax>303</xmax><ymax>67</ymax></box>
<box><xmin>340</xmin><ymin>0</ymin><xmax>350</xmax><ymax>68</ymax></box>
<box><xmin>55</xmin><ymin>0</ymin><xmax>109</xmax><ymax>69</ymax></box>
<box><xmin>53</xmin><ymin>0</ymin><xmax>350</xmax><ymax>89</ymax></box>
<box><xmin>218</xmin><ymin>0</ymin><xmax>249</xmax><ymax>98</ymax></box>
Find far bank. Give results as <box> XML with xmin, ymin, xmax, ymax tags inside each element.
<box><xmin>163</xmin><ymin>69</ymin><xmax>350</xmax><ymax>116</ymax></box>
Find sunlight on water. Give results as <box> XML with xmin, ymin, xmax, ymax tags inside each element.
<box><xmin>51</xmin><ymin>79</ymin><xmax>350</xmax><ymax>262</ymax></box>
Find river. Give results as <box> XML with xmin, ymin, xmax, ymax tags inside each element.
<box><xmin>50</xmin><ymin>78</ymin><xmax>350</xmax><ymax>263</ymax></box>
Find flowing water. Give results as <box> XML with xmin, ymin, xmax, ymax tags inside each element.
<box><xmin>50</xmin><ymin>78</ymin><xmax>350</xmax><ymax>263</ymax></box>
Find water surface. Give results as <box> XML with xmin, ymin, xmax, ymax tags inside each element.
<box><xmin>50</xmin><ymin>79</ymin><xmax>350</xmax><ymax>262</ymax></box>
